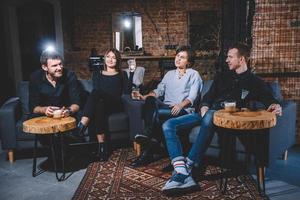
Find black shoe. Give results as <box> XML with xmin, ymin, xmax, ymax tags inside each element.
<box><xmin>134</xmin><ymin>134</ymin><xmax>149</xmax><ymax>146</ymax></box>
<box><xmin>64</xmin><ymin>134</ymin><xmax>85</xmax><ymax>144</ymax></box>
<box><xmin>97</xmin><ymin>142</ymin><xmax>109</xmax><ymax>162</ymax></box>
<box><xmin>130</xmin><ymin>150</ymin><xmax>154</xmax><ymax>167</ymax></box>
<box><xmin>161</xmin><ymin>163</ymin><xmax>174</xmax><ymax>172</ymax></box>
<box><xmin>191</xmin><ymin>165</ymin><xmax>207</xmax><ymax>181</ymax></box>
<box><xmin>77</xmin><ymin>122</ymin><xmax>87</xmax><ymax>136</ymax></box>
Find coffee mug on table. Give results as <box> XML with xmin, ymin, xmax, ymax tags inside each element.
<box><xmin>53</xmin><ymin>109</ymin><xmax>62</xmax><ymax>118</ymax></box>
<box><xmin>221</xmin><ymin>101</ymin><xmax>236</xmax><ymax>112</ymax></box>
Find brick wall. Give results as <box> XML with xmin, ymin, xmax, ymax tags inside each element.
<box><xmin>61</xmin><ymin>0</ymin><xmax>221</xmax><ymax>80</ymax></box>
<box><xmin>252</xmin><ymin>0</ymin><xmax>300</xmax><ymax>142</ymax></box>
<box><xmin>62</xmin><ymin>0</ymin><xmax>300</xmax><ymax>142</ymax></box>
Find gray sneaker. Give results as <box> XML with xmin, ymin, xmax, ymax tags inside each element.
<box><xmin>162</xmin><ymin>171</ymin><xmax>199</xmax><ymax>196</ymax></box>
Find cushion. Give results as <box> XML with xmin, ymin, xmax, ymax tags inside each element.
<box><xmin>268</xmin><ymin>81</ymin><xmax>283</xmax><ymax>102</ymax></box>
<box><xmin>79</xmin><ymin>79</ymin><xmax>93</xmax><ymax>93</ymax></box>
<box><xmin>17</xmin><ymin>81</ymin><xmax>30</xmax><ymax>115</ymax></box>
<box><xmin>108</xmin><ymin>112</ymin><xmax>129</xmax><ymax>132</ymax></box>
<box><xmin>201</xmin><ymin>80</ymin><xmax>213</xmax><ymax>99</ymax></box>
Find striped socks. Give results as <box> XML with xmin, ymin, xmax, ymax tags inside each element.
<box><xmin>173</xmin><ymin>160</ymin><xmax>188</xmax><ymax>175</ymax></box>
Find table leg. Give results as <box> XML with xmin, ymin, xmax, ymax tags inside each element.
<box><xmin>218</xmin><ymin>131</ymin><xmax>236</xmax><ymax>194</ymax></box>
<box><xmin>32</xmin><ymin>135</ymin><xmax>45</xmax><ymax>177</ymax></box>
<box><xmin>55</xmin><ymin>133</ymin><xmax>66</xmax><ymax>181</ymax></box>
<box><xmin>255</xmin><ymin>129</ymin><xmax>269</xmax><ymax>197</ymax></box>
<box><xmin>49</xmin><ymin>133</ymin><xmax>67</xmax><ymax>182</ymax></box>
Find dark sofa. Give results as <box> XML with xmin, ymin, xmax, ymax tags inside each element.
<box><xmin>0</xmin><ymin>79</ymin><xmax>130</xmax><ymax>162</ymax></box>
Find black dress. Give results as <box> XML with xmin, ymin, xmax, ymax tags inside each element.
<box><xmin>82</xmin><ymin>70</ymin><xmax>129</xmax><ymax>134</ymax></box>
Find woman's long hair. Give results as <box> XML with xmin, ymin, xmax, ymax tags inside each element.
<box><xmin>103</xmin><ymin>48</ymin><xmax>122</xmax><ymax>72</ymax></box>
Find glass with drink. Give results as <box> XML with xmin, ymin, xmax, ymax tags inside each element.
<box><xmin>127</xmin><ymin>59</ymin><xmax>136</xmax><ymax>72</ymax></box>
<box><xmin>221</xmin><ymin>101</ymin><xmax>237</xmax><ymax>112</ymax></box>
<box><xmin>131</xmin><ymin>86</ymin><xmax>140</xmax><ymax>100</ymax></box>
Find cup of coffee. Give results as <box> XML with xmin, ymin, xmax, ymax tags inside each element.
<box><xmin>53</xmin><ymin>109</ymin><xmax>62</xmax><ymax>118</ymax></box>
<box><xmin>221</xmin><ymin>101</ymin><xmax>236</xmax><ymax>112</ymax></box>
<box><xmin>131</xmin><ymin>87</ymin><xmax>140</xmax><ymax>100</ymax></box>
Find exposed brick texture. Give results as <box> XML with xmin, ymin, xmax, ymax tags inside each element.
<box><xmin>252</xmin><ymin>0</ymin><xmax>300</xmax><ymax>142</ymax></box>
<box><xmin>62</xmin><ymin>0</ymin><xmax>300</xmax><ymax>143</ymax></box>
<box><xmin>61</xmin><ymin>0</ymin><xmax>221</xmax><ymax>80</ymax></box>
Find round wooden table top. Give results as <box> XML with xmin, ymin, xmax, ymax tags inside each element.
<box><xmin>213</xmin><ymin>109</ymin><xmax>276</xmax><ymax>130</ymax></box>
<box><xmin>23</xmin><ymin>116</ymin><xmax>76</xmax><ymax>134</ymax></box>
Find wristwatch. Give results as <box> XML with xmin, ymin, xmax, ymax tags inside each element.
<box><xmin>66</xmin><ymin>107</ymin><xmax>72</xmax><ymax>115</ymax></box>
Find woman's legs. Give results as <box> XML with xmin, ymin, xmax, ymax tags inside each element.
<box><xmin>79</xmin><ymin>89</ymin><xmax>122</xmax><ymax>161</ymax></box>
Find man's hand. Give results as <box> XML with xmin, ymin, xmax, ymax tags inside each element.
<box><xmin>45</xmin><ymin>106</ymin><xmax>60</xmax><ymax>117</ymax></box>
<box><xmin>267</xmin><ymin>103</ymin><xmax>282</xmax><ymax>116</ymax></box>
<box><xmin>200</xmin><ymin>106</ymin><xmax>209</xmax><ymax>117</ymax></box>
<box><xmin>170</xmin><ymin>104</ymin><xmax>183</xmax><ymax>116</ymax></box>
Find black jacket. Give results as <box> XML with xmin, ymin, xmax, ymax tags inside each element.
<box><xmin>201</xmin><ymin>69</ymin><xmax>279</xmax><ymax>110</ymax></box>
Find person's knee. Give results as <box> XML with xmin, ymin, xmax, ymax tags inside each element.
<box><xmin>162</xmin><ymin>119</ymin><xmax>177</xmax><ymax>137</ymax></box>
<box><xmin>145</xmin><ymin>96</ymin><xmax>156</xmax><ymax>104</ymax></box>
<box><xmin>202</xmin><ymin>110</ymin><xmax>215</xmax><ymax>127</ymax></box>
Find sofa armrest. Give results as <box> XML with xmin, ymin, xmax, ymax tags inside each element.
<box><xmin>268</xmin><ymin>100</ymin><xmax>297</xmax><ymax>165</ymax></box>
<box><xmin>122</xmin><ymin>95</ymin><xmax>145</xmax><ymax>140</ymax></box>
<box><xmin>0</xmin><ymin>97</ymin><xmax>22</xmax><ymax>149</ymax></box>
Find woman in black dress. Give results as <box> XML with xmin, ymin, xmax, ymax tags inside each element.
<box><xmin>78</xmin><ymin>48</ymin><xmax>129</xmax><ymax>161</ymax></box>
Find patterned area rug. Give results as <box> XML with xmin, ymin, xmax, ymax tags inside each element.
<box><xmin>73</xmin><ymin>148</ymin><xmax>267</xmax><ymax>200</ymax></box>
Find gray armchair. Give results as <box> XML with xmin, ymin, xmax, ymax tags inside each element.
<box><xmin>0</xmin><ymin>80</ymin><xmax>130</xmax><ymax>163</ymax></box>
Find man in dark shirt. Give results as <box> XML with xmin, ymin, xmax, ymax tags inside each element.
<box><xmin>161</xmin><ymin>42</ymin><xmax>282</xmax><ymax>194</ymax></box>
<box><xmin>29</xmin><ymin>49</ymin><xmax>81</xmax><ymax>118</ymax></box>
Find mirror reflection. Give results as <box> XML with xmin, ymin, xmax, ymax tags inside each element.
<box><xmin>112</xmin><ymin>12</ymin><xmax>143</xmax><ymax>54</ymax></box>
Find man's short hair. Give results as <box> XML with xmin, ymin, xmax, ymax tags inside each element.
<box><xmin>40</xmin><ymin>50</ymin><xmax>63</xmax><ymax>66</ymax></box>
<box><xmin>176</xmin><ymin>45</ymin><xmax>195</xmax><ymax>67</ymax></box>
<box><xmin>228</xmin><ymin>42</ymin><xmax>250</xmax><ymax>62</ymax></box>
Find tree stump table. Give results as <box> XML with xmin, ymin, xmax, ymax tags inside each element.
<box><xmin>213</xmin><ymin>109</ymin><xmax>277</xmax><ymax>196</ymax></box>
<box><xmin>23</xmin><ymin>116</ymin><xmax>76</xmax><ymax>181</ymax></box>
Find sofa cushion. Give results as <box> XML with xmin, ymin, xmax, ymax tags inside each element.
<box><xmin>108</xmin><ymin>112</ymin><xmax>129</xmax><ymax>132</ymax></box>
<box><xmin>201</xmin><ymin>80</ymin><xmax>213</xmax><ymax>99</ymax></box>
<box><xmin>17</xmin><ymin>81</ymin><xmax>30</xmax><ymax>115</ymax></box>
<box><xmin>79</xmin><ymin>79</ymin><xmax>93</xmax><ymax>93</ymax></box>
<box><xmin>268</xmin><ymin>81</ymin><xmax>283</xmax><ymax>102</ymax></box>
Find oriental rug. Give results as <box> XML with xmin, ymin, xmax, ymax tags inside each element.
<box><xmin>73</xmin><ymin>148</ymin><xmax>267</xmax><ymax>200</ymax></box>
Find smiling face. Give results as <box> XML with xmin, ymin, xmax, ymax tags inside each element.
<box><xmin>42</xmin><ymin>58</ymin><xmax>63</xmax><ymax>78</ymax></box>
<box><xmin>105</xmin><ymin>51</ymin><xmax>117</xmax><ymax>69</ymax></box>
<box><xmin>226</xmin><ymin>48</ymin><xmax>243</xmax><ymax>71</ymax></box>
<box><xmin>175</xmin><ymin>51</ymin><xmax>189</xmax><ymax>69</ymax></box>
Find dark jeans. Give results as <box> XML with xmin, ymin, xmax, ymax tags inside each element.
<box><xmin>141</xmin><ymin>96</ymin><xmax>187</xmax><ymax>144</ymax></box>
<box><xmin>83</xmin><ymin>89</ymin><xmax>123</xmax><ymax>135</ymax></box>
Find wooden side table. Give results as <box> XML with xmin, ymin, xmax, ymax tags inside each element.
<box><xmin>23</xmin><ymin>116</ymin><xmax>76</xmax><ymax>181</ymax></box>
<box><xmin>213</xmin><ymin>109</ymin><xmax>276</xmax><ymax>196</ymax></box>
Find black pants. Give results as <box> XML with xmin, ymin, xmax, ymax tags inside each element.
<box><xmin>83</xmin><ymin>89</ymin><xmax>123</xmax><ymax>135</ymax></box>
<box><xmin>142</xmin><ymin>96</ymin><xmax>187</xmax><ymax>143</ymax></box>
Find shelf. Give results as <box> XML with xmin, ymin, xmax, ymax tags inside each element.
<box><xmin>121</xmin><ymin>55</ymin><xmax>174</xmax><ymax>60</ymax></box>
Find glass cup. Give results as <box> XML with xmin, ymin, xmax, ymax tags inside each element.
<box><xmin>221</xmin><ymin>101</ymin><xmax>237</xmax><ymax>112</ymax></box>
<box><xmin>127</xmin><ymin>59</ymin><xmax>136</xmax><ymax>72</ymax></box>
<box><xmin>131</xmin><ymin>87</ymin><xmax>140</xmax><ymax>100</ymax></box>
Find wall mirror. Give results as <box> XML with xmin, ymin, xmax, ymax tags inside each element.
<box><xmin>112</xmin><ymin>12</ymin><xmax>143</xmax><ymax>55</ymax></box>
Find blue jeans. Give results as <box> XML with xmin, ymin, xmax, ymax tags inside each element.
<box><xmin>162</xmin><ymin>110</ymin><xmax>216</xmax><ymax>165</ymax></box>
<box><xmin>142</xmin><ymin>96</ymin><xmax>187</xmax><ymax>141</ymax></box>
